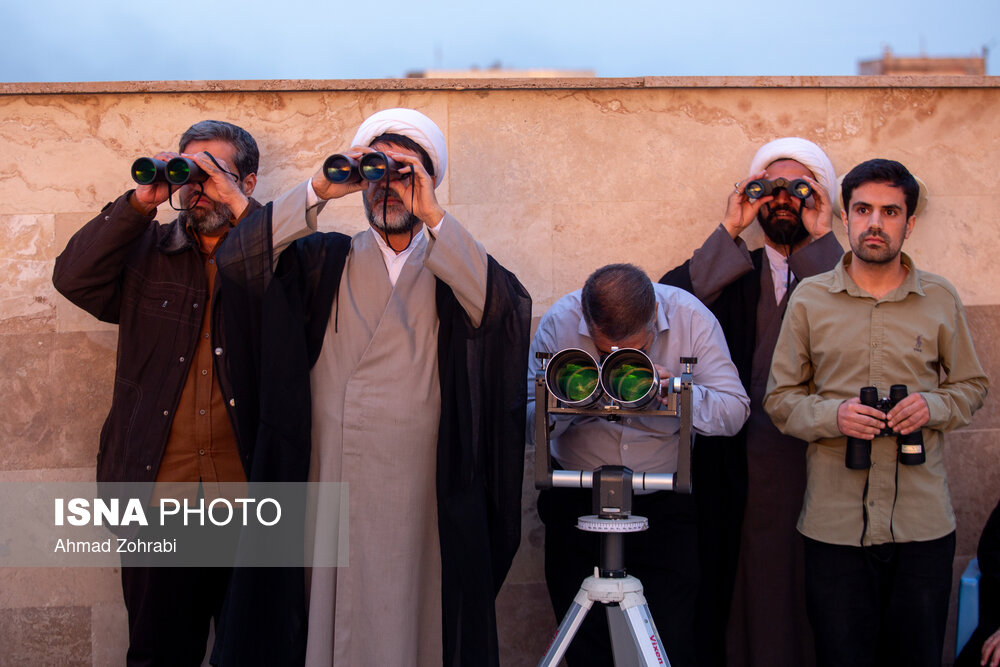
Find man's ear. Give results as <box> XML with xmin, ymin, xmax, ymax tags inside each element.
<box><xmin>241</xmin><ymin>173</ymin><xmax>257</xmax><ymax>196</ymax></box>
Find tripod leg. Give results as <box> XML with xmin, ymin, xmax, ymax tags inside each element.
<box><xmin>538</xmin><ymin>587</ymin><xmax>595</xmax><ymax>667</ymax></box>
<box><xmin>612</xmin><ymin>594</ymin><xmax>670</xmax><ymax>667</ymax></box>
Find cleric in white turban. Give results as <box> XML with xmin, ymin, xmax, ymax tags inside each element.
<box><xmin>214</xmin><ymin>108</ymin><xmax>531</xmax><ymax>667</ymax></box>
<box><xmin>659</xmin><ymin>137</ymin><xmax>843</xmax><ymax>667</ymax></box>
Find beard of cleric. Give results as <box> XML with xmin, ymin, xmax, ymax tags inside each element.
<box><xmin>179</xmin><ymin>197</ymin><xmax>235</xmax><ymax>236</ymax></box>
<box><xmin>758</xmin><ymin>202</ymin><xmax>809</xmax><ymax>248</ymax></box>
<box><xmin>363</xmin><ymin>188</ymin><xmax>421</xmax><ymax>235</ymax></box>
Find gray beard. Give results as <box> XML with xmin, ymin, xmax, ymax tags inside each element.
<box><xmin>363</xmin><ymin>192</ymin><xmax>420</xmax><ymax>235</ymax></box>
<box><xmin>180</xmin><ymin>200</ymin><xmax>234</xmax><ymax>235</ymax></box>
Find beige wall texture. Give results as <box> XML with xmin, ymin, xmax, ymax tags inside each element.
<box><xmin>1</xmin><ymin>76</ymin><xmax>998</xmax><ymax>665</ymax></box>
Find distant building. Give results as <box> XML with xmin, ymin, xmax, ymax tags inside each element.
<box><xmin>406</xmin><ymin>65</ymin><xmax>595</xmax><ymax>79</ymax></box>
<box><xmin>859</xmin><ymin>46</ymin><xmax>986</xmax><ymax>75</ymax></box>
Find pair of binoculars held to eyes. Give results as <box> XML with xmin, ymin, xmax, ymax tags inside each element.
<box><xmin>131</xmin><ymin>157</ymin><xmax>207</xmax><ymax>186</ymax></box>
<box><xmin>845</xmin><ymin>384</ymin><xmax>926</xmax><ymax>469</ymax></box>
<box><xmin>545</xmin><ymin>347</ymin><xmax>683</xmax><ymax>410</ymax></box>
<box><xmin>323</xmin><ymin>152</ymin><xmax>399</xmax><ymax>184</ymax></box>
<box><xmin>744</xmin><ymin>177</ymin><xmax>812</xmax><ymax>201</ymax></box>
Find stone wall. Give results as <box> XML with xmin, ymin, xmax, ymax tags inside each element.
<box><xmin>1</xmin><ymin>76</ymin><xmax>997</xmax><ymax>665</ymax></box>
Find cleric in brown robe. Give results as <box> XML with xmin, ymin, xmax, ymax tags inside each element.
<box><xmin>214</xmin><ymin>108</ymin><xmax>531</xmax><ymax>666</ymax></box>
<box><xmin>661</xmin><ymin>138</ymin><xmax>842</xmax><ymax>667</ymax></box>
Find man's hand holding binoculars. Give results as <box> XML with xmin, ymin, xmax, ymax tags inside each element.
<box><xmin>723</xmin><ymin>170</ymin><xmax>832</xmax><ymax>243</ymax></box>
<box><xmin>837</xmin><ymin>392</ymin><xmax>930</xmax><ymax>439</ymax></box>
<box><xmin>312</xmin><ymin>146</ymin><xmax>446</xmax><ymax>228</ymax></box>
<box><xmin>129</xmin><ymin>150</ymin><xmax>248</xmax><ymax>219</ymax></box>
<box><xmin>796</xmin><ymin>173</ymin><xmax>833</xmax><ymax>241</ymax></box>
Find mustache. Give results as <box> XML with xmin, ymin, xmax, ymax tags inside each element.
<box><xmin>861</xmin><ymin>230</ymin><xmax>890</xmax><ymax>243</ymax></box>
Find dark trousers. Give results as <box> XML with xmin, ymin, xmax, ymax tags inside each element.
<box><xmin>120</xmin><ymin>565</ymin><xmax>232</xmax><ymax>667</ymax></box>
<box><xmin>803</xmin><ymin>532</ymin><xmax>955</xmax><ymax>667</ymax></box>
<box><xmin>538</xmin><ymin>487</ymin><xmax>699</xmax><ymax>667</ymax></box>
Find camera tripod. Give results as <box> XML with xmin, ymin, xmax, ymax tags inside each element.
<box><xmin>538</xmin><ymin>479</ymin><xmax>671</xmax><ymax>667</ymax></box>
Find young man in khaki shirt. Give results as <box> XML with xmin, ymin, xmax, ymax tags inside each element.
<box><xmin>765</xmin><ymin>158</ymin><xmax>988</xmax><ymax>667</ymax></box>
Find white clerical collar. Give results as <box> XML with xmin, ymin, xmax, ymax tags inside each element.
<box><xmin>764</xmin><ymin>243</ymin><xmax>792</xmax><ymax>304</ymax></box>
<box><xmin>368</xmin><ymin>226</ymin><xmax>427</xmax><ymax>286</ymax></box>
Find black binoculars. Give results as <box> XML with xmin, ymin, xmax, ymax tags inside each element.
<box><xmin>131</xmin><ymin>157</ymin><xmax>208</xmax><ymax>186</ymax></box>
<box><xmin>744</xmin><ymin>177</ymin><xmax>812</xmax><ymax>201</ymax></box>
<box><xmin>323</xmin><ymin>152</ymin><xmax>400</xmax><ymax>184</ymax></box>
<box><xmin>845</xmin><ymin>385</ymin><xmax>926</xmax><ymax>469</ymax></box>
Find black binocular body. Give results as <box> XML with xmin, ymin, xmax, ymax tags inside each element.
<box><xmin>845</xmin><ymin>384</ymin><xmax>926</xmax><ymax>469</ymax></box>
<box><xmin>744</xmin><ymin>177</ymin><xmax>812</xmax><ymax>201</ymax></box>
<box><xmin>323</xmin><ymin>152</ymin><xmax>400</xmax><ymax>184</ymax></box>
<box><xmin>131</xmin><ymin>157</ymin><xmax>208</xmax><ymax>186</ymax></box>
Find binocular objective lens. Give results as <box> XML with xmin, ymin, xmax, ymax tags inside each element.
<box><xmin>745</xmin><ymin>181</ymin><xmax>765</xmax><ymax>199</ymax></box>
<box><xmin>132</xmin><ymin>158</ymin><xmax>159</xmax><ymax>185</ymax></box>
<box><xmin>554</xmin><ymin>363</ymin><xmax>600</xmax><ymax>403</ymax></box>
<box><xmin>608</xmin><ymin>364</ymin><xmax>655</xmax><ymax>402</ymax></box>
<box><xmin>360</xmin><ymin>154</ymin><xmax>389</xmax><ymax>182</ymax></box>
<box><xmin>791</xmin><ymin>180</ymin><xmax>812</xmax><ymax>199</ymax></box>
<box><xmin>324</xmin><ymin>157</ymin><xmax>354</xmax><ymax>183</ymax></box>
<box><xmin>166</xmin><ymin>159</ymin><xmax>192</xmax><ymax>185</ymax></box>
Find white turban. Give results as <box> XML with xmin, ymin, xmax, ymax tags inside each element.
<box><xmin>748</xmin><ymin>137</ymin><xmax>837</xmax><ymax>205</ymax></box>
<box><xmin>351</xmin><ymin>108</ymin><xmax>448</xmax><ymax>188</ymax></box>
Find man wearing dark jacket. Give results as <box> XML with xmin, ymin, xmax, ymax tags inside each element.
<box><xmin>52</xmin><ymin>120</ymin><xmax>268</xmax><ymax>666</ymax></box>
<box><xmin>660</xmin><ymin>137</ymin><xmax>842</xmax><ymax>667</ymax></box>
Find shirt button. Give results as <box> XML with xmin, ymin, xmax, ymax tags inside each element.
<box><xmin>199</xmin><ymin>409</ymin><xmax>206</xmax><ymax>416</ymax></box>
<box><xmin>202</xmin><ymin>369</ymin><xmax>208</xmax><ymax>376</ymax></box>
<box><xmin>229</xmin><ymin>398</ymin><xmax>236</xmax><ymax>407</ymax></box>
<box><xmin>214</xmin><ymin>347</ymin><xmax>223</xmax><ymax>356</ymax></box>
<box><xmin>623</xmin><ymin>444</ymin><xmax>630</xmax><ymax>451</ymax></box>
<box><xmin>204</xmin><ymin>333</ymin><xmax>209</xmax><ymax>339</ymax></box>
<box><xmin>163</xmin><ymin>410</ymin><xmax>169</xmax><ymax>416</ymax></box>
<box><xmin>199</xmin><ymin>449</ymin><xmax>205</xmax><ymax>456</ymax></box>
<box><xmin>146</xmin><ymin>465</ymin><xmax>152</xmax><ymax>471</ymax></box>
<box><xmin>209</xmin><ymin>259</ymin><xmax>215</xmax><ymax>264</ymax></box>
<box><xmin>179</xmin><ymin>357</ymin><xmax>185</xmax><ymax>363</ymax></box>
<box><xmin>193</xmin><ymin>303</ymin><xmax>199</xmax><ymax>309</ymax></box>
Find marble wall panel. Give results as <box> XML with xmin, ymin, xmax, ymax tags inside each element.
<box><xmin>0</xmin><ymin>605</ymin><xmax>91</xmax><ymax>666</ymax></box>
<box><xmin>2</xmin><ymin>80</ymin><xmax>1000</xmax><ymax>665</ymax></box>
<box><xmin>0</xmin><ymin>331</ymin><xmax>114</xmax><ymax>471</ymax></box>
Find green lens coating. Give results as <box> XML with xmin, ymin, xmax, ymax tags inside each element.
<box><xmin>554</xmin><ymin>363</ymin><xmax>599</xmax><ymax>402</ymax></box>
<box><xmin>609</xmin><ymin>363</ymin><xmax>654</xmax><ymax>402</ymax></box>
<box><xmin>167</xmin><ymin>159</ymin><xmax>192</xmax><ymax>184</ymax></box>
<box><xmin>132</xmin><ymin>158</ymin><xmax>158</xmax><ymax>185</ymax></box>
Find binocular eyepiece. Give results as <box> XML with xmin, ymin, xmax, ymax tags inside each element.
<box><xmin>131</xmin><ymin>157</ymin><xmax>208</xmax><ymax>186</ymax></box>
<box><xmin>323</xmin><ymin>152</ymin><xmax>400</xmax><ymax>184</ymax></box>
<box><xmin>546</xmin><ymin>347</ymin><xmax>675</xmax><ymax>410</ymax></box>
<box><xmin>845</xmin><ymin>385</ymin><xmax>926</xmax><ymax>469</ymax></box>
<box><xmin>744</xmin><ymin>177</ymin><xmax>812</xmax><ymax>201</ymax></box>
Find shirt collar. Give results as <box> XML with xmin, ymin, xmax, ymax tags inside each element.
<box><xmin>830</xmin><ymin>252</ymin><xmax>925</xmax><ymax>300</ymax></box>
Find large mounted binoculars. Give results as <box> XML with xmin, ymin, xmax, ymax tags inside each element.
<box><xmin>131</xmin><ymin>157</ymin><xmax>208</xmax><ymax>186</ymax></box>
<box><xmin>322</xmin><ymin>152</ymin><xmax>400</xmax><ymax>184</ymax></box>
<box><xmin>845</xmin><ymin>384</ymin><xmax>926</xmax><ymax>469</ymax></box>
<box><xmin>744</xmin><ymin>177</ymin><xmax>812</xmax><ymax>201</ymax></box>
<box><xmin>535</xmin><ymin>350</ymin><xmax>698</xmax><ymax>494</ymax></box>
<box><xmin>546</xmin><ymin>347</ymin><xmax>684</xmax><ymax>410</ymax></box>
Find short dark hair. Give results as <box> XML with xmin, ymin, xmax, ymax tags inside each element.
<box><xmin>179</xmin><ymin>120</ymin><xmax>259</xmax><ymax>180</ymax></box>
<box><xmin>369</xmin><ymin>133</ymin><xmax>435</xmax><ymax>178</ymax></box>
<box><xmin>841</xmin><ymin>158</ymin><xmax>920</xmax><ymax>218</ymax></box>
<box><xmin>581</xmin><ymin>264</ymin><xmax>656</xmax><ymax>341</ymax></box>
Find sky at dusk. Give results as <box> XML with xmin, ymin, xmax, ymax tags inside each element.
<box><xmin>2</xmin><ymin>0</ymin><xmax>995</xmax><ymax>82</ymax></box>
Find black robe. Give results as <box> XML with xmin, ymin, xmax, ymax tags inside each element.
<box><xmin>213</xmin><ymin>203</ymin><xmax>531</xmax><ymax>666</ymax></box>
